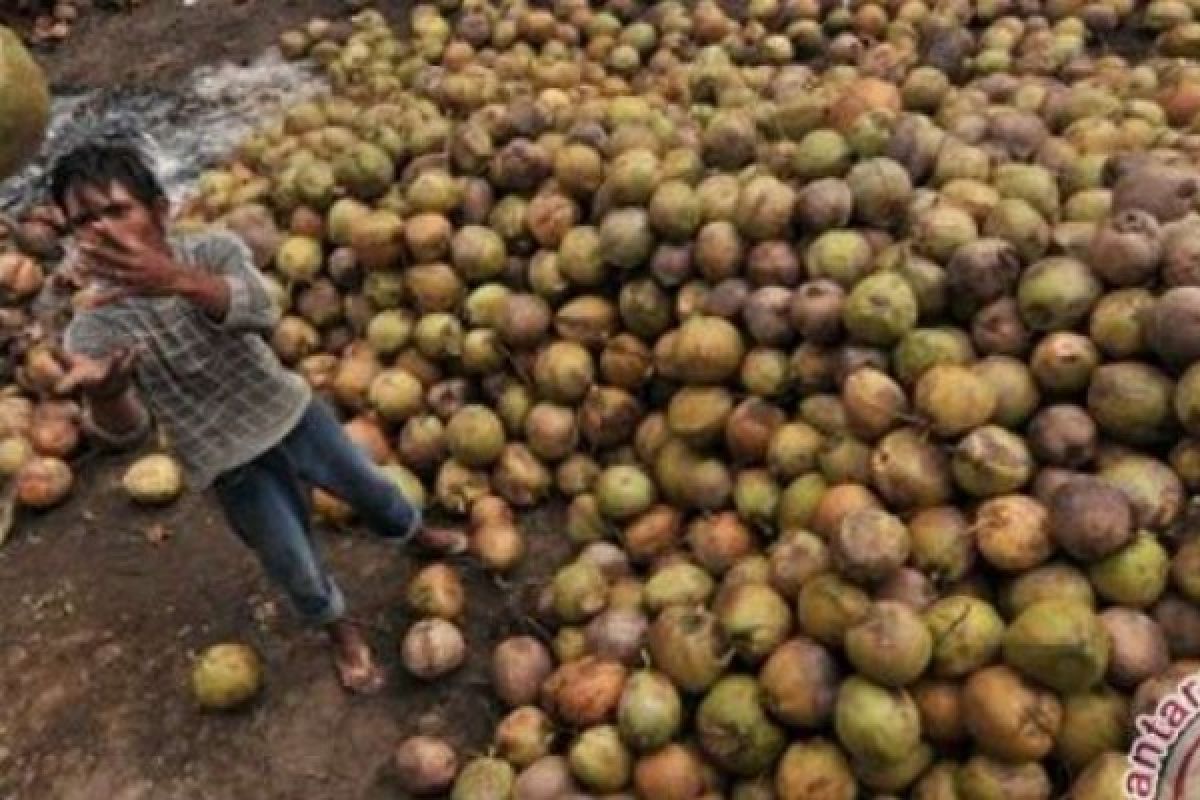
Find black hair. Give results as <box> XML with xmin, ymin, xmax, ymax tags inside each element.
<box><xmin>47</xmin><ymin>138</ymin><xmax>166</xmax><ymax>212</ymax></box>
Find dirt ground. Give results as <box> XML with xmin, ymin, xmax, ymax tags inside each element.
<box><xmin>0</xmin><ymin>3</ymin><xmax>572</xmax><ymax>799</ymax></box>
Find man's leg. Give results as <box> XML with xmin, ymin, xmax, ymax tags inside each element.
<box><xmin>283</xmin><ymin>400</ymin><xmax>467</xmax><ymax>554</ymax></box>
<box><xmin>211</xmin><ymin>450</ymin><xmax>384</xmax><ymax>694</ymax></box>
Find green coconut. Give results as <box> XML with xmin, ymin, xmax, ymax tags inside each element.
<box><xmin>715</xmin><ymin>583</ymin><xmax>793</xmax><ymax>664</ymax></box>
<box><xmin>854</xmin><ymin>742</ymin><xmax>935</xmax><ymax>793</ymax></box>
<box><xmin>1098</xmin><ymin>453</ymin><xmax>1185</xmax><ymax>532</ymax></box>
<box><xmin>1088</xmin><ymin>533</ymin><xmax>1170</xmax><ymax>609</ymax></box>
<box><xmin>1016</xmin><ymin>257</ymin><xmax>1103</xmax><ymax>332</ymax></box>
<box><xmin>1002</xmin><ymin>563</ymin><xmax>1096</xmax><ymax>617</ymax></box>
<box><xmin>0</xmin><ymin>27</ymin><xmax>50</xmax><ymax>180</ymax></box>
<box><xmin>952</xmin><ymin>426</ymin><xmax>1035</xmax><ymax>497</ymax></box>
<box><xmin>834</xmin><ymin>676</ymin><xmax>921</xmax><ymax>765</ymax></box>
<box><xmin>1002</xmin><ymin>600</ymin><xmax>1110</xmax><ymax>692</ymax></box>
<box><xmin>616</xmin><ymin>670</ymin><xmax>683</xmax><ymax>752</ymax></box>
<box><xmin>1087</xmin><ymin>362</ymin><xmax>1176</xmax><ymax>446</ymax></box>
<box><xmin>1056</xmin><ymin>688</ymin><xmax>1131</xmax><ymax>772</ymax></box>
<box><xmin>796</xmin><ymin>572</ymin><xmax>871</xmax><ymax>648</ymax></box>
<box><xmin>642</xmin><ymin>564</ymin><xmax>715</xmax><ymax>613</ymax></box>
<box><xmin>909</xmin><ymin>506</ymin><xmax>976</xmax><ymax>583</ymax></box>
<box><xmin>954</xmin><ymin>755</ymin><xmax>1051</xmax><ymax>800</ymax></box>
<box><xmin>696</xmin><ymin>675</ymin><xmax>786</xmax><ymax>777</ymax></box>
<box><xmin>869</xmin><ymin>427</ymin><xmax>954</xmax><ymax>510</ymax></box>
<box><xmin>842</xmin><ymin>272</ymin><xmax>919</xmax><ymax>347</ymax></box>
<box><xmin>805</xmin><ymin>230</ymin><xmax>874</xmax><ymax>289</ymax></box>
<box><xmin>892</xmin><ymin>327</ymin><xmax>976</xmax><ymax>387</ymax></box>
<box><xmin>647</xmin><ymin>605</ymin><xmax>728</xmax><ymax>693</ymax></box>
<box><xmin>1068</xmin><ymin>752</ymin><xmax>1131</xmax><ymax>800</ymax></box>
<box><xmin>915</xmin><ymin>365</ymin><xmax>998</xmax><ymax>437</ymax></box>
<box><xmin>924</xmin><ymin>595</ymin><xmax>1006</xmax><ymax>678</ymax></box>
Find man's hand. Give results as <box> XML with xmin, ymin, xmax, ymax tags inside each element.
<box><xmin>52</xmin><ymin>346</ymin><xmax>140</xmax><ymax>399</ymax></box>
<box><xmin>77</xmin><ymin>219</ymin><xmax>186</xmax><ymax>305</ymax></box>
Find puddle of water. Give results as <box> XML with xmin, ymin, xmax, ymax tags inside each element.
<box><xmin>1</xmin><ymin>48</ymin><xmax>327</xmax><ymax>211</ymax></box>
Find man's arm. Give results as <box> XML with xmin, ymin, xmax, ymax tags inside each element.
<box><xmin>185</xmin><ymin>232</ymin><xmax>281</xmax><ymax>334</ymax></box>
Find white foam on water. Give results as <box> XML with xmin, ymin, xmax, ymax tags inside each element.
<box><xmin>1</xmin><ymin>48</ymin><xmax>328</xmax><ymax>210</ymax></box>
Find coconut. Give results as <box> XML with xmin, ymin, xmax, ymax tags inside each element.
<box><xmin>945</xmin><ymin>236</ymin><xmax>1022</xmax><ymax>311</ymax></box>
<box><xmin>406</xmin><ymin>563</ymin><xmax>464</xmax><ymax>621</ymax></box>
<box><xmin>695</xmin><ymin>675</ymin><xmax>786</xmax><ymax>777</ymax></box>
<box><xmin>1028</xmin><ymin>332</ymin><xmax>1100</xmax><ymax>394</ymax></box>
<box><xmin>190</xmin><ymin>642</ymin><xmax>262</xmax><ymax>712</ymax></box>
<box><xmin>846</xmin><ymin>157</ymin><xmax>913</xmax><ymax>229</ymax></box>
<box><xmin>1054</xmin><ymin>686</ymin><xmax>1132</xmax><ymax>772</ymax></box>
<box><xmin>914</xmin><ymin>365</ymin><xmax>998</xmax><ymax>437</ymax></box>
<box><xmin>643</xmin><ymin>564</ymin><xmax>715</xmax><ymax>614</ymax></box>
<box><xmin>498</xmin><ymin>293</ymin><xmax>553</xmax><ymax>349</ymax></box>
<box><xmin>1002</xmin><ymin>563</ymin><xmax>1096</xmax><ymax>619</ymax></box>
<box><xmin>444</xmin><ymin>404</ymin><xmax>506</xmax><ymax>468</ymax></box>
<box><xmin>452</xmin><ymin>758</ymin><xmax>515</xmax><ymax>800</ymax></box>
<box><xmin>1099</xmin><ymin>609</ymin><xmax>1169</xmax><ymax>690</ymax></box>
<box><xmin>767</xmin><ymin>529</ymin><xmax>830</xmax><ymax>601</ymax></box>
<box><xmin>496</xmin><ymin>707</ymin><xmax>556</xmax><ymax>769</ymax></box>
<box><xmin>395</xmin><ymin>736</ymin><xmax>459</xmax><ymax>797</ymax></box>
<box><xmin>893</xmin><ymin>327</ymin><xmax>976</xmax><ymax>387</ymax></box>
<box><xmin>1002</xmin><ymin>600</ymin><xmax>1109</xmax><ymax>692</ymax></box>
<box><xmin>789</xmin><ymin>280</ymin><xmax>845</xmax><ymax>346</ymax></box>
<box><xmin>844</xmin><ymin>601</ymin><xmax>933</xmax><ymax>687</ymax></box>
<box><xmin>961</xmin><ymin>665</ymin><xmax>1063</xmax><ymax>763</ymax></box>
<box><xmin>923</xmin><ymin>595</ymin><xmax>1005</xmax><ymax>678</ymax></box>
<box><xmin>616</xmin><ymin>669</ymin><xmax>683</xmax><ymax>753</ymax></box>
<box><xmin>1089</xmin><ymin>533</ymin><xmax>1170</xmax><ymax>609</ymax></box>
<box><xmin>796</xmin><ymin>573</ymin><xmax>871</xmax><ymax>649</ymax></box>
<box><xmin>954</xmin><ymin>756</ymin><xmax>1051</xmax><ymax>800</ymax></box>
<box><xmin>1112</xmin><ymin>163</ymin><xmax>1199</xmax><ymax>223</ymax></box>
<box><xmin>1088</xmin><ymin>210</ymin><xmax>1162</xmax><ymax>287</ymax></box>
<box><xmin>834</xmin><ymin>676</ymin><xmax>920</xmax><ymax>765</ymax></box>
<box><xmin>974</xmin><ymin>494</ymin><xmax>1053</xmax><ymax>573</ymax></box>
<box><xmin>1099</xmin><ymin>453</ymin><xmax>1184</xmax><ymax>531</ymax></box>
<box><xmin>832</xmin><ymin>508</ymin><xmax>910</xmax><ymax>585</ymax></box>
<box><xmin>841</xmin><ymin>368</ymin><xmax>907</xmax><ymax>442</ymax></box>
<box><xmin>567</xmin><ymin>725</ymin><xmax>631</xmax><ymax>794</ymax></box>
<box><xmin>1026</xmin><ymin>405</ymin><xmax>1097</xmax><ymax>468</ymax></box>
<box><xmin>1149</xmin><ymin>286</ymin><xmax>1200</xmax><ymax>374</ymax></box>
<box><xmin>1068</xmin><ymin>752</ymin><xmax>1131</xmax><ymax>800</ymax></box>
<box><xmin>584</xmin><ymin>609</ymin><xmax>647</xmax><ymax>666</ymax></box>
<box><xmin>553</xmin><ymin>562</ymin><xmax>609</xmax><ymax>624</ymax></box>
<box><xmin>713</xmin><ymin>583</ymin><xmax>792</xmax><ymax>664</ymax></box>
<box><xmin>0</xmin><ymin>26</ymin><xmax>49</xmax><ymax>179</ymax></box>
<box><xmin>15</xmin><ymin>456</ymin><xmax>73</xmax><ymax>509</ymax></box>
<box><xmin>908</xmin><ymin>506</ymin><xmax>975</xmax><ymax>584</ymax></box>
<box><xmin>402</xmin><ymin>619</ymin><xmax>466</xmax><ymax>680</ymax></box>
<box><xmin>972</xmin><ymin>298</ymin><xmax>1031</xmax><ymax>356</ymax></box>
<box><xmin>774</xmin><ymin>740</ymin><xmax>856</xmax><ymax>800</ymax></box>
<box><xmin>1046</xmin><ymin>476</ymin><xmax>1135</xmax><ymax>562</ymax></box>
<box><xmin>952</xmin><ymin>426</ymin><xmax>1035</xmax><ymax>497</ymax></box>
<box><xmin>1087</xmin><ymin>362</ymin><xmax>1176</xmax><ymax>446</ymax></box>
<box><xmin>647</xmin><ymin>605</ymin><xmax>728</xmax><ymax>693</ymax></box>
<box><xmin>842</xmin><ymin>272</ymin><xmax>919</xmax><ymax>347</ymax></box>
<box><xmin>122</xmin><ymin>454</ymin><xmax>184</xmax><ymax>506</ymax></box>
<box><xmin>514</xmin><ymin>756</ymin><xmax>578</xmax><ymax>800</ymax></box>
<box><xmin>541</xmin><ymin>656</ymin><xmax>627</xmax><ymax>727</ymax></box>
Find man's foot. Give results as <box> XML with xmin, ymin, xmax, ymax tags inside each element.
<box><xmin>410</xmin><ymin>525</ymin><xmax>469</xmax><ymax>556</ymax></box>
<box><xmin>327</xmin><ymin>619</ymin><xmax>386</xmax><ymax>695</ymax></box>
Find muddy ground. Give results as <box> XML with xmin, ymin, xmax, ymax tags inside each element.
<box><xmin>0</xmin><ymin>3</ymin><xmax>571</xmax><ymax>799</ymax></box>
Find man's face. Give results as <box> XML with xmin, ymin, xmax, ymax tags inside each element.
<box><xmin>61</xmin><ymin>181</ymin><xmax>165</xmax><ymax>250</ymax></box>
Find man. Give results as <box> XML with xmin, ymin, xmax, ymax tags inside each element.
<box><xmin>43</xmin><ymin>136</ymin><xmax>466</xmax><ymax>694</ymax></box>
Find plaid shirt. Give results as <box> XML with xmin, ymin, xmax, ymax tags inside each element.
<box><xmin>62</xmin><ymin>230</ymin><xmax>312</xmax><ymax>490</ymax></box>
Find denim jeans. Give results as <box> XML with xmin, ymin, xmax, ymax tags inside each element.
<box><xmin>211</xmin><ymin>398</ymin><xmax>422</xmax><ymax>626</ymax></box>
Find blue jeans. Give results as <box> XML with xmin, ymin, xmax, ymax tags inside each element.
<box><xmin>211</xmin><ymin>399</ymin><xmax>422</xmax><ymax>626</ymax></box>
